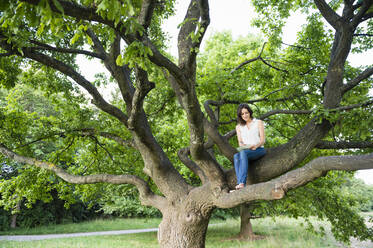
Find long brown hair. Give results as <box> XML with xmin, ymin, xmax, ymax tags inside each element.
<box><xmin>237</xmin><ymin>103</ymin><xmax>253</xmax><ymax>125</ymax></box>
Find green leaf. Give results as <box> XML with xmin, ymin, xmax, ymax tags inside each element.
<box><xmin>116</xmin><ymin>54</ymin><xmax>124</xmax><ymax>66</ymax></box>
<box><xmin>70</xmin><ymin>32</ymin><xmax>81</xmax><ymax>45</ymax></box>
<box><xmin>51</xmin><ymin>0</ymin><xmax>64</xmax><ymax>14</ymax></box>
<box><xmin>36</xmin><ymin>23</ymin><xmax>45</xmax><ymax>37</ymax></box>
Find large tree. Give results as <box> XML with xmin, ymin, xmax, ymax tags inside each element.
<box><xmin>0</xmin><ymin>1</ymin><xmax>373</xmax><ymax>247</ymax></box>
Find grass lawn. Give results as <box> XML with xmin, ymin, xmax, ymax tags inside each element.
<box><xmin>0</xmin><ymin>218</ymin><xmax>162</xmax><ymax>235</ymax></box>
<box><xmin>0</xmin><ymin>216</ymin><xmax>350</xmax><ymax>248</ymax></box>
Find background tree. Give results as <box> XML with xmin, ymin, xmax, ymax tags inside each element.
<box><xmin>0</xmin><ymin>84</ymin><xmax>105</xmax><ymax>230</ymax></box>
<box><xmin>0</xmin><ymin>1</ymin><xmax>373</xmax><ymax>247</ymax></box>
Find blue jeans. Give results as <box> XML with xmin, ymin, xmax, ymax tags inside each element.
<box><xmin>234</xmin><ymin>147</ymin><xmax>266</xmax><ymax>185</ymax></box>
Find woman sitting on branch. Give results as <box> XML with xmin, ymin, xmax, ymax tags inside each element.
<box><xmin>234</xmin><ymin>103</ymin><xmax>266</xmax><ymax>190</ymax></box>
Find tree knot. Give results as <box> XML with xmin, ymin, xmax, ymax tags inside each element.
<box><xmin>271</xmin><ymin>186</ymin><xmax>285</xmax><ymax>199</ymax></box>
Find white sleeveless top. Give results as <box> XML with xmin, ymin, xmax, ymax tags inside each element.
<box><xmin>239</xmin><ymin>119</ymin><xmax>262</xmax><ymax>147</ymax></box>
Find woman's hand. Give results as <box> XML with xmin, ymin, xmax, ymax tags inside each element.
<box><xmin>250</xmin><ymin>143</ymin><xmax>262</xmax><ymax>150</ymax></box>
<box><xmin>249</xmin><ymin>144</ymin><xmax>257</xmax><ymax>150</ymax></box>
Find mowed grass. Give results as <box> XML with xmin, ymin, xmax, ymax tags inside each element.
<box><xmin>0</xmin><ymin>218</ymin><xmax>162</xmax><ymax>235</ymax></box>
<box><xmin>0</xmin><ymin>217</ymin><xmax>342</xmax><ymax>248</ymax></box>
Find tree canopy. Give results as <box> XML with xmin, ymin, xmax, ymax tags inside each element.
<box><xmin>1</xmin><ymin>1</ymin><xmax>373</xmax><ymax>247</ymax></box>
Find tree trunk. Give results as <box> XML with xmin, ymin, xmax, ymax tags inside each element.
<box><xmin>238</xmin><ymin>204</ymin><xmax>258</xmax><ymax>240</ymax></box>
<box><xmin>10</xmin><ymin>200</ymin><xmax>21</xmax><ymax>229</ymax></box>
<box><xmin>158</xmin><ymin>206</ymin><xmax>212</xmax><ymax>248</ymax></box>
<box><xmin>10</xmin><ymin>214</ymin><xmax>17</xmax><ymax>229</ymax></box>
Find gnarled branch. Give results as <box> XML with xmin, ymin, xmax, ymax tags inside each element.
<box><xmin>0</xmin><ymin>143</ymin><xmax>165</xmax><ymax>209</ymax></box>
<box><xmin>215</xmin><ymin>153</ymin><xmax>373</xmax><ymax>208</ymax></box>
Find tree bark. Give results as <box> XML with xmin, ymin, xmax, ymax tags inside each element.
<box><xmin>10</xmin><ymin>200</ymin><xmax>21</xmax><ymax>229</ymax></box>
<box><xmin>238</xmin><ymin>204</ymin><xmax>255</xmax><ymax>239</ymax></box>
<box><xmin>158</xmin><ymin>205</ymin><xmax>212</xmax><ymax>248</ymax></box>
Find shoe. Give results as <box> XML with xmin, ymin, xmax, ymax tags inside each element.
<box><xmin>235</xmin><ymin>183</ymin><xmax>244</xmax><ymax>190</ymax></box>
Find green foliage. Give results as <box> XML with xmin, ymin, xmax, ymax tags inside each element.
<box><xmin>341</xmin><ymin>177</ymin><xmax>373</xmax><ymax>212</ymax></box>
<box><xmin>249</xmin><ymin>171</ymin><xmax>373</xmax><ymax>243</ymax></box>
<box><xmin>100</xmin><ymin>196</ymin><xmax>161</xmax><ymax>218</ymax></box>
<box><xmin>0</xmin><ymin>208</ymin><xmax>10</xmax><ymax>230</ymax></box>
<box><xmin>0</xmin><ymin>57</ymin><xmax>22</xmax><ymax>89</ymax></box>
<box><xmin>118</xmin><ymin>41</ymin><xmax>153</xmax><ymax>70</ymax></box>
<box><xmin>210</xmin><ymin>207</ymin><xmax>239</xmax><ymax>220</ymax></box>
<box><xmin>0</xmin><ymin>194</ymin><xmax>101</xmax><ymax>231</ymax></box>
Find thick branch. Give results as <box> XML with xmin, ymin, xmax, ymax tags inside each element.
<box><xmin>193</xmin><ymin>0</ymin><xmax>210</xmax><ymax>52</ymax></box>
<box><xmin>141</xmin><ymin>35</ymin><xmax>190</xmax><ymax>87</ymax></box>
<box><xmin>203</xmin><ymin>118</ymin><xmax>236</xmax><ymax>163</ymax></box>
<box><xmin>0</xmin><ymin>143</ymin><xmax>165</xmax><ymax>209</ymax></box>
<box><xmin>138</xmin><ymin>0</ymin><xmax>156</xmax><ymax>30</ymax></box>
<box><xmin>20</xmin><ymin>47</ymin><xmax>129</xmax><ymax>126</ymax></box>
<box><xmin>313</xmin><ymin>0</ymin><xmax>341</xmax><ymax>30</ymax></box>
<box><xmin>86</xmin><ymin>29</ymin><xmax>135</xmax><ymax>105</ymax></box>
<box><xmin>224</xmin><ymin>130</ymin><xmax>236</xmax><ymax>141</ymax></box>
<box><xmin>215</xmin><ymin>153</ymin><xmax>373</xmax><ymax>208</ymax></box>
<box><xmin>204</xmin><ymin>100</ymin><xmax>219</xmax><ymax>125</ymax></box>
<box><xmin>128</xmin><ymin>68</ymin><xmax>155</xmax><ymax>130</ymax></box>
<box><xmin>108</xmin><ymin>34</ymin><xmax>135</xmax><ymax>104</ymax></box>
<box><xmin>178</xmin><ymin>148</ymin><xmax>207</xmax><ymax>184</ymax></box>
<box><xmin>163</xmin><ymin>1</ymin><xmax>226</xmax><ymax>186</ymax></box>
<box><xmin>316</xmin><ymin>140</ymin><xmax>373</xmax><ymax>149</ymax></box>
<box><xmin>177</xmin><ymin>0</ymin><xmax>210</xmax><ymax>75</ymax></box>
<box><xmin>21</xmin><ymin>0</ymin><xmax>110</xmax><ymax>25</ymax></box>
